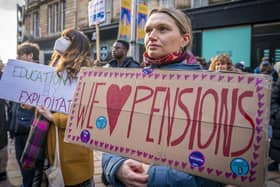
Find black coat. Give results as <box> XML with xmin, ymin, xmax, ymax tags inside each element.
<box><xmin>269</xmin><ymin>79</ymin><xmax>280</xmax><ymax>162</ymax></box>
<box><xmin>0</xmin><ymin>99</ymin><xmax>8</xmax><ymax>149</ymax></box>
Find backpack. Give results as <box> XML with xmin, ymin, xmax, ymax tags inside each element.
<box><xmin>9</xmin><ymin>102</ymin><xmax>35</xmax><ymax>135</ymax></box>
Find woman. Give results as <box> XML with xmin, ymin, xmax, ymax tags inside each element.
<box><xmin>38</xmin><ymin>29</ymin><xmax>94</xmax><ymax>186</ymax></box>
<box><xmin>102</xmin><ymin>8</ymin><xmax>224</xmax><ymax>187</ymax></box>
<box><xmin>259</xmin><ymin>61</ymin><xmax>278</xmax><ymax>81</ymax></box>
<box><xmin>208</xmin><ymin>54</ymin><xmax>234</xmax><ymax>72</ymax></box>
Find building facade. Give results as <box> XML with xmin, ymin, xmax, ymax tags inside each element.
<box><xmin>19</xmin><ymin>0</ymin><xmax>280</xmax><ymax>70</ymax></box>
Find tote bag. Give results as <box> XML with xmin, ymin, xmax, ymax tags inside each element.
<box><xmin>44</xmin><ymin>126</ymin><xmax>64</xmax><ymax>187</ymax></box>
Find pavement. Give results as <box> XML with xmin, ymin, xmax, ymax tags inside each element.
<box><xmin>3</xmin><ymin>138</ymin><xmax>280</xmax><ymax>187</ymax></box>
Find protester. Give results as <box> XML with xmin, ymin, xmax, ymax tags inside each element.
<box><xmin>259</xmin><ymin>60</ymin><xmax>278</xmax><ymax>81</ymax></box>
<box><xmin>208</xmin><ymin>54</ymin><xmax>235</xmax><ymax>72</ymax></box>
<box><xmin>268</xmin><ymin>77</ymin><xmax>280</xmax><ymax>171</ymax></box>
<box><xmin>102</xmin><ymin>8</ymin><xmax>224</xmax><ymax>187</ymax></box>
<box><xmin>234</xmin><ymin>61</ymin><xmax>246</xmax><ymax>72</ymax></box>
<box><xmin>274</xmin><ymin>61</ymin><xmax>280</xmax><ymax>77</ymax></box>
<box><xmin>37</xmin><ymin>28</ymin><xmax>95</xmax><ymax>186</ymax></box>
<box><xmin>254</xmin><ymin>56</ymin><xmax>269</xmax><ymax>74</ymax></box>
<box><xmin>8</xmin><ymin>42</ymin><xmax>40</xmax><ymax>187</ymax></box>
<box><xmin>0</xmin><ymin>61</ymin><xmax>14</xmax><ymax>187</ymax></box>
<box><xmin>106</xmin><ymin>39</ymin><xmax>139</xmax><ymax>68</ymax></box>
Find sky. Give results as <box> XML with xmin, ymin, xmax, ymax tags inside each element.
<box><xmin>0</xmin><ymin>0</ymin><xmax>25</xmax><ymax>64</ymax></box>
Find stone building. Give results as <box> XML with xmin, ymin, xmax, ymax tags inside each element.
<box><xmin>18</xmin><ymin>0</ymin><xmax>280</xmax><ymax>70</ymax></box>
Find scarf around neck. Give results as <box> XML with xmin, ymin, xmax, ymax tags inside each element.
<box><xmin>143</xmin><ymin>50</ymin><xmax>197</xmax><ymax>67</ymax></box>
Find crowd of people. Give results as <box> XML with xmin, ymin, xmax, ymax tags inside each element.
<box><xmin>0</xmin><ymin>7</ymin><xmax>279</xmax><ymax>187</ymax></box>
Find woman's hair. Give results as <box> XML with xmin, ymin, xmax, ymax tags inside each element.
<box><xmin>208</xmin><ymin>54</ymin><xmax>233</xmax><ymax>71</ymax></box>
<box><xmin>149</xmin><ymin>8</ymin><xmax>192</xmax><ymax>51</ymax></box>
<box><xmin>50</xmin><ymin>28</ymin><xmax>94</xmax><ymax>80</ymax></box>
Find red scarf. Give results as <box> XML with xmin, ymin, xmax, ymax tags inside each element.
<box><xmin>143</xmin><ymin>50</ymin><xmax>197</xmax><ymax>67</ymax></box>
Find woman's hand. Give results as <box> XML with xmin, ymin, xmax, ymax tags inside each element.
<box><xmin>36</xmin><ymin>106</ymin><xmax>53</xmax><ymax>122</ymax></box>
<box><xmin>116</xmin><ymin>159</ymin><xmax>149</xmax><ymax>187</ymax></box>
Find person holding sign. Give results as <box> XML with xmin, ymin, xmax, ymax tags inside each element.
<box><xmin>102</xmin><ymin>8</ymin><xmax>224</xmax><ymax>187</ymax></box>
<box><xmin>37</xmin><ymin>28</ymin><xmax>95</xmax><ymax>187</ymax></box>
<box><xmin>8</xmin><ymin>42</ymin><xmax>40</xmax><ymax>187</ymax></box>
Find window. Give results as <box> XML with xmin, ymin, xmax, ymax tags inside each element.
<box><xmin>60</xmin><ymin>0</ymin><xmax>65</xmax><ymax>30</ymax></box>
<box><xmin>47</xmin><ymin>1</ymin><xmax>66</xmax><ymax>34</ymax></box>
<box><xmin>33</xmin><ymin>12</ymin><xmax>39</xmax><ymax>37</ymax></box>
<box><xmin>54</xmin><ymin>3</ymin><xmax>59</xmax><ymax>33</ymax></box>
<box><xmin>47</xmin><ymin>5</ymin><xmax>52</xmax><ymax>33</ymax></box>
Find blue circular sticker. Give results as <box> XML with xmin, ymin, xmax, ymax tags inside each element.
<box><xmin>96</xmin><ymin>116</ymin><xmax>107</xmax><ymax>129</ymax></box>
<box><xmin>230</xmin><ymin>158</ymin><xmax>249</xmax><ymax>176</ymax></box>
<box><xmin>189</xmin><ymin>151</ymin><xmax>205</xmax><ymax>168</ymax></box>
<box><xmin>142</xmin><ymin>67</ymin><xmax>153</xmax><ymax>75</ymax></box>
<box><xmin>80</xmin><ymin>130</ymin><xmax>90</xmax><ymax>143</ymax></box>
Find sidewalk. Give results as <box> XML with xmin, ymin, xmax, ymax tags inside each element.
<box><xmin>5</xmin><ymin>138</ymin><xmax>280</xmax><ymax>187</ymax></box>
<box><xmin>5</xmin><ymin>138</ymin><xmax>105</xmax><ymax>187</ymax></box>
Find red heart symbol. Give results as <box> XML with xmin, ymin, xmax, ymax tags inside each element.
<box><xmin>107</xmin><ymin>84</ymin><xmax>131</xmax><ymax>135</ymax></box>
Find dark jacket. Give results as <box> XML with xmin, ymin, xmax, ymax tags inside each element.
<box><xmin>8</xmin><ymin>102</ymin><xmax>35</xmax><ymax>136</ymax></box>
<box><xmin>109</xmin><ymin>57</ymin><xmax>139</xmax><ymax>68</ymax></box>
<box><xmin>0</xmin><ymin>71</ymin><xmax>8</xmax><ymax>149</ymax></box>
<box><xmin>269</xmin><ymin>79</ymin><xmax>280</xmax><ymax>162</ymax></box>
<box><xmin>0</xmin><ymin>99</ymin><xmax>8</xmax><ymax>149</ymax></box>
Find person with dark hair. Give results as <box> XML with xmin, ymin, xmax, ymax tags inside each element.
<box><xmin>16</xmin><ymin>42</ymin><xmax>40</xmax><ymax>63</ymax></box>
<box><xmin>8</xmin><ymin>42</ymin><xmax>40</xmax><ymax>187</ymax></box>
<box><xmin>196</xmin><ymin>56</ymin><xmax>209</xmax><ymax>70</ymax></box>
<box><xmin>234</xmin><ymin>61</ymin><xmax>246</xmax><ymax>72</ymax></box>
<box><xmin>102</xmin><ymin>7</ymin><xmax>223</xmax><ymax>187</ymax></box>
<box><xmin>9</xmin><ymin>42</ymin><xmax>40</xmax><ymax>187</ymax></box>
<box><xmin>259</xmin><ymin>61</ymin><xmax>278</xmax><ymax>82</ymax></box>
<box><xmin>107</xmin><ymin>40</ymin><xmax>139</xmax><ymax>68</ymax></box>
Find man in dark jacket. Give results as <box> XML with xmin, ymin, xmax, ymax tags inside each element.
<box><xmin>8</xmin><ymin>42</ymin><xmax>40</xmax><ymax>187</ymax></box>
<box><xmin>268</xmin><ymin>78</ymin><xmax>280</xmax><ymax>171</ymax></box>
<box><xmin>107</xmin><ymin>40</ymin><xmax>139</xmax><ymax>68</ymax></box>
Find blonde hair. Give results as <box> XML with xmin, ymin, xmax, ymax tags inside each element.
<box><xmin>149</xmin><ymin>8</ymin><xmax>192</xmax><ymax>51</ymax></box>
<box><xmin>208</xmin><ymin>54</ymin><xmax>233</xmax><ymax>71</ymax></box>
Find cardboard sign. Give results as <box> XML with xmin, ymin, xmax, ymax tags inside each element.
<box><xmin>65</xmin><ymin>67</ymin><xmax>271</xmax><ymax>187</ymax></box>
<box><xmin>0</xmin><ymin>59</ymin><xmax>77</xmax><ymax>113</ymax></box>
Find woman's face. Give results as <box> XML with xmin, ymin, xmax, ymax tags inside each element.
<box><xmin>215</xmin><ymin>60</ymin><xmax>228</xmax><ymax>71</ymax></box>
<box><xmin>144</xmin><ymin>13</ymin><xmax>189</xmax><ymax>59</ymax></box>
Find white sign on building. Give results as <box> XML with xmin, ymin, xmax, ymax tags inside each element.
<box><xmin>88</xmin><ymin>0</ymin><xmax>106</xmax><ymax>26</ymax></box>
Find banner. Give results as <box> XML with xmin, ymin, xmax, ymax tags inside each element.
<box><xmin>0</xmin><ymin>59</ymin><xmax>77</xmax><ymax>113</ymax></box>
<box><xmin>88</xmin><ymin>0</ymin><xmax>106</xmax><ymax>26</ymax></box>
<box><xmin>118</xmin><ymin>0</ymin><xmax>131</xmax><ymax>41</ymax></box>
<box><xmin>136</xmin><ymin>3</ymin><xmax>148</xmax><ymax>44</ymax></box>
<box><xmin>64</xmin><ymin>67</ymin><xmax>271</xmax><ymax>187</ymax></box>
